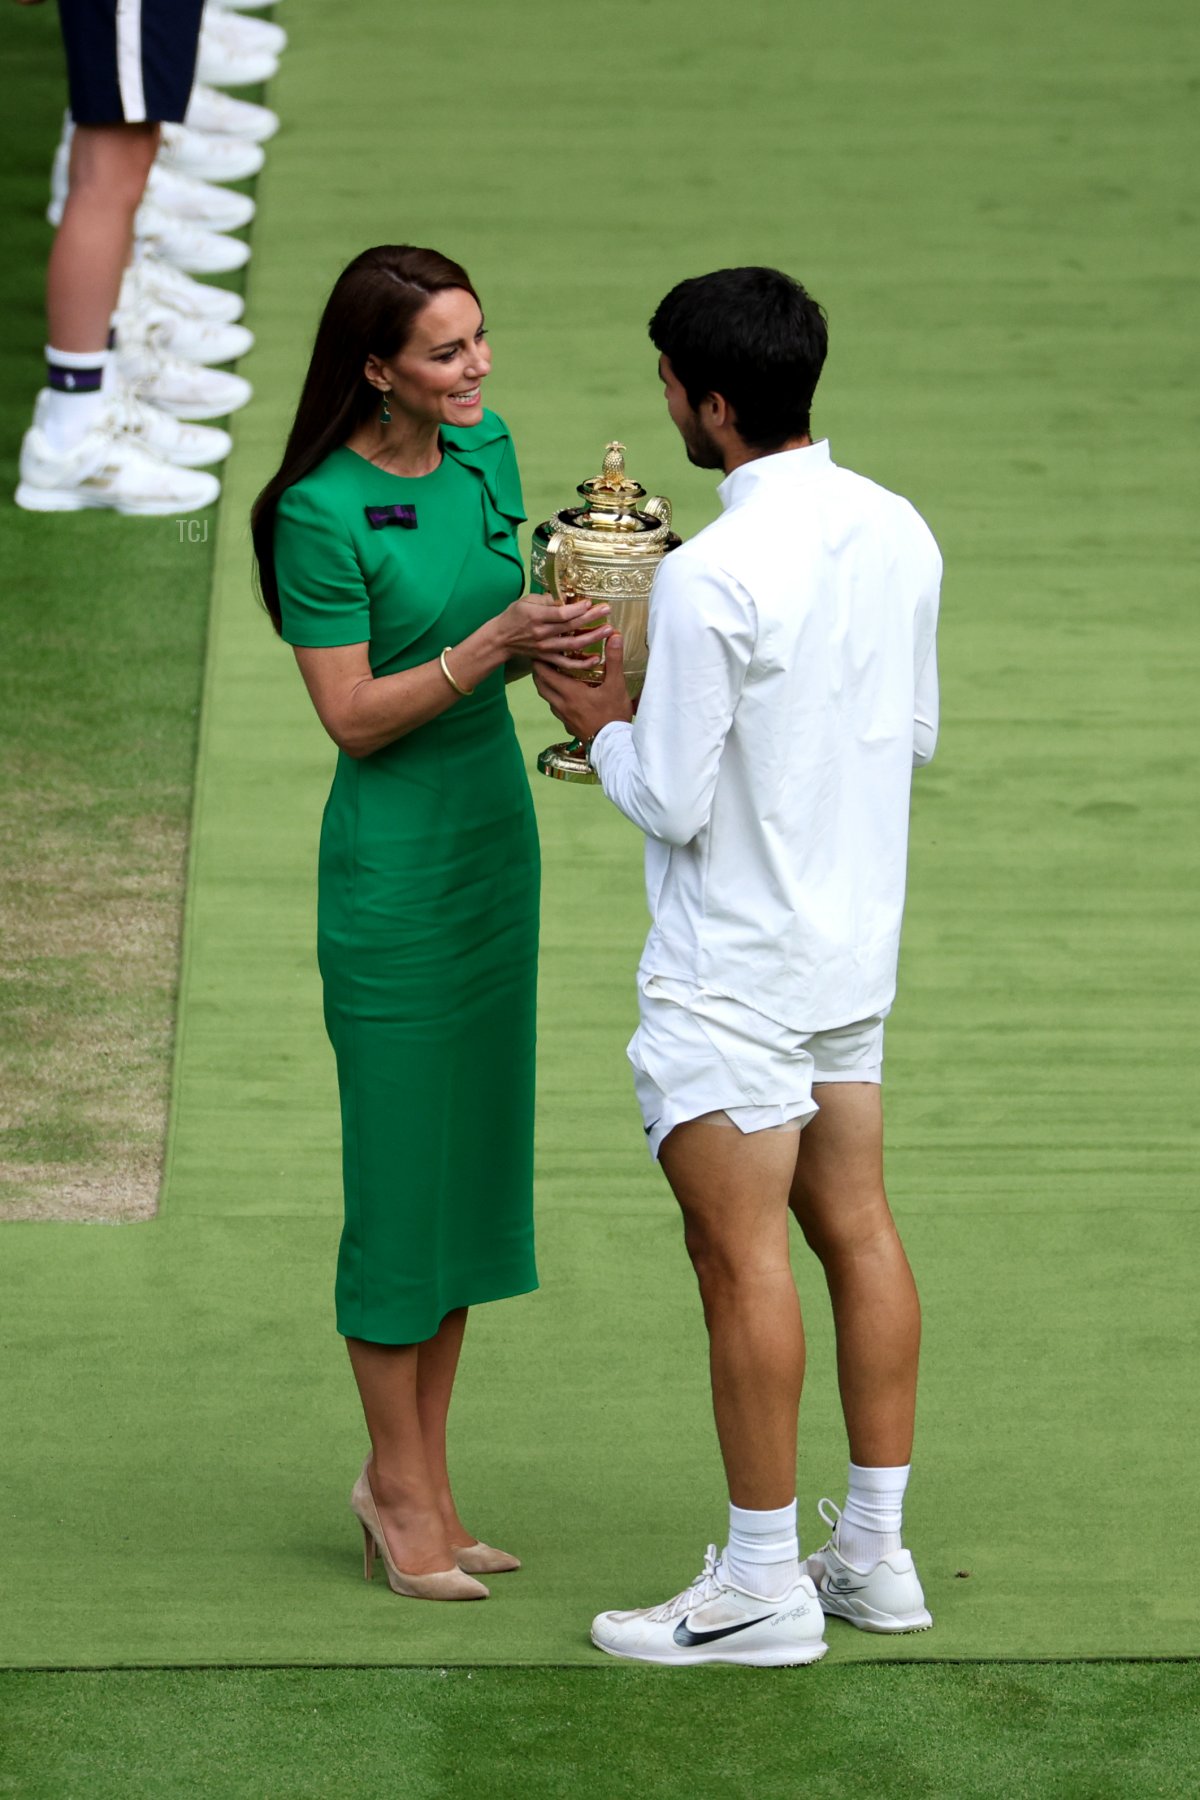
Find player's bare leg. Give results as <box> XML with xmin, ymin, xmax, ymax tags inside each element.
<box><xmin>659</xmin><ymin>1117</ymin><xmax>805</xmax><ymax>1507</ymax></box>
<box><xmin>788</xmin><ymin>1082</ymin><xmax>919</xmax><ymax>1466</ymax></box>
<box><xmin>590</xmin><ymin>1117</ymin><xmax>828</xmax><ymax>1665</ymax></box>
<box><xmin>790</xmin><ymin>1081</ymin><xmax>932</xmax><ymax>1632</ymax></box>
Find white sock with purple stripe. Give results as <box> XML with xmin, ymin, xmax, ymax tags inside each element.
<box><xmin>42</xmin><ymin>344</ymin><xmax>109</xmax><ymax>451</ymax></box>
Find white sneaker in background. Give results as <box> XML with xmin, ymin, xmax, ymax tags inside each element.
<box><xmin>144</xmin><ymin>164</ymin><xmax>256</xmax><ymax>231</ymax></box>
<box><xmin>185</xmin><ymin>83</ymin><xmax>279</xmax><ymax>141</ymax></box>
<box><xmin>590</xmin><ymin>1544</ymin><xmax>828</xmax><ymax>1667</ymax></box>
<box><xmin>16</xmin><ymin>393</ymin><xmax>219</xmax><ymax>514</ymax></box>
<box><xmin>135</xmin><ymin>205</ymin><xmax>251</xmax><ymax>275</ymax></box>
<box><xmin>117</xmin><ymin>341</ymin><xmax>252</xmax><ymax>419</ymax></box>
<box><xmin>104</xmin><ymin>384</ymin><xmax>233</xmax><ymax>468</ymax></box>
<box><xmin>204</xmin><ymin>4</ymin><xmax>287</xmax><ymax>55</ymax></box>
<box><xmin>122</xmin><ymin>255</ymin><xmax>246</xmax><ymax>325</ymax></box>
<box><xmin>49</xmin><ymin>133</ymin><xmax>70</xmax><ymax>213</ymax></box>
<box><xmin>195</xmin><ymin>28</ymin><xmax>278</xmax><ymax>88</ymax></box>
<box><xmin>116</xmin><ymin>304</ymin><xmax>254</xmax><ymax>367</ymax></box>
<box><xmin>158</xmin><ymin>123</ymin><xmax>264</xmax><ymax>184</ymax></box>
<box><xmin>806</xmin><ymin>1499</ymin><xmax>934</xmax><ymax>1634</ymax></box>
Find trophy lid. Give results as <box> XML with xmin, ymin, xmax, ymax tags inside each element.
<box><xmin>573</xmin><ymin>441</ymin><xmax>655</xmax><ymax>532</ymax></box>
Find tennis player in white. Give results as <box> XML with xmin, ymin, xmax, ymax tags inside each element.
<box><xmin>534</xmin><ymin>266</ymin><xmax>942</xmax><ymax>1667</ymax></box>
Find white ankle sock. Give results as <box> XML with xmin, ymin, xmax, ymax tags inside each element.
<box><xmin>723</xmin><ymin>1500</ymin><xmax>800</xmax><ymax>1600</ymax></box>
<box><xmin>837</xmin><ymin>1461</ymin><xmax>909</xmax><ymax>1566</ymax></box>
<box><xmin>42</xmin><ymin>345</ymin><xmax>109</xmax><ymax>452</ymax></box>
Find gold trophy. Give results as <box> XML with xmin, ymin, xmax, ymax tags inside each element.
<box><xmin>531</xmin><ymin>441</ymin><xmax>681</xmax><ymax>782</ymax></box>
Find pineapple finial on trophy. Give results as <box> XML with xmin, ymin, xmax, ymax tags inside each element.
<box><xmin>601</xmin><ymin>441</ymin><xmax>626</xmax><ymax>487</ymax></box>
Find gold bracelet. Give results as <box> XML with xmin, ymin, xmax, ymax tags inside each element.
<box><xmin>439</xmin><ymin>647</ymin><xmax>475</xmax><ymax>697</ymax></box>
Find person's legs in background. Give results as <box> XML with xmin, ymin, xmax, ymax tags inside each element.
<box><xmin>39</xmin><ymin>122</ymin><xmax>159</xmax><ymax>453</ymax></box>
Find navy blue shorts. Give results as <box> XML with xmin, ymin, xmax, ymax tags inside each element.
<box><xmin>59</xmin><ymin>0</ymin><xmax>206</xmax><ymax>125</ymax></box>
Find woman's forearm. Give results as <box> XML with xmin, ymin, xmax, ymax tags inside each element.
<box><xmin>335</xmin><ymin>619</ymin><xmax>511</xmax><ymax>758</ymax></box>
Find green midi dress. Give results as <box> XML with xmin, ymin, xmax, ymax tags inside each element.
<box><xmin>274</xmin><ymin>411</ymin><xmax>540</xmax><ymax>1345</ymax></box>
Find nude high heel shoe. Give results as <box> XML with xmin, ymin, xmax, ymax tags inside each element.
<box><xmin>350</xmin><ymin>1462</ymin><xmax>489</xmax><ymax>1601</ymax></box>
<box><xmin>453</xmin><ymin>1541</ymin><xmax>522</xmax><ymax>1575</ymax></box>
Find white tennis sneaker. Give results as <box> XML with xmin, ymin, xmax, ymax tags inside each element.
<box><xmin>104</xmin><ymin>384</ymin><xmax>232</xmax><ymax>468</ymax></box>
<box><xmin>117</xmin><ymin>303</ymin><xmax>254</xmax><ymax>366</ymax></box>
<box><xmin>48</xmin><ymin>132</ymin><xmax>70</xmax><ymax>213</ymax></box>
<box><xmin>185</xmin><ymin>82</ymin><xmax>279</xmax><ymax>142</ymax></box>
<box><xmin>117</xmin><ymin>342</ymin><xmax>252</xmax><ymax>419</ymax></box>
<box><xmin>121</xmin><ymin>255</ymin><xmax>246</xmax><ymax>326</ymax></box>
<box><xmin>205</xmin><ymin>5</ymin><xmax>288</xmax><ymax>56</ymax></box>
<box><xmin>158</xmin><ymin>122</ymin><xmax>265</xmax><ymax>183</ymax></box>
<box><xmin>195</xmin><ymin>31</ymin><xmax>277</xmax><ymax>89</ymax></box>
<box><xmin>806</xmin><ymin>1499</ymin><xmax>933</xmax><ymax>1634</ymax></box>
<box><xmin>146</xmin><ymin>164</ymin><xmax>255</xmax><ymax>231</ymax></box>
<box><xmin>135</xmin><ymin>205</ymin><xmax>251</xmax><ymax>275</ymax></box>
<box><xmin>16</xmin><ymin>394</ymin><xmax>219</xmax><ymax>514</ymax></box>
<box><xmin>591</xmin><ymin>1544</ymin><xmax>828</xmax><ymax>1667</ymax></box>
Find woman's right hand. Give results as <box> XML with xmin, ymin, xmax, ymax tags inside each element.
<box><xmin>493</xmin><ymin>595</ymin><xmax>613</xmax><ymax>672</ymax></box>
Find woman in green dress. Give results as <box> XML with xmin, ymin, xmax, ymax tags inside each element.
<box><xmin>251</xmin><ymin>246</ymin><xmax>610</xmax><ymax>1602</ymax></box>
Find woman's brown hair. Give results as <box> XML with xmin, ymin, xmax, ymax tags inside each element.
<box><xmin>251</xmin><ymin>244</ymin><xmax>479</xmax><ymax>633</ymax></box>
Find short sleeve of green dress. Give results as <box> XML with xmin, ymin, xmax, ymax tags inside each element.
<box><xmin>275</xmin><ymin>410</ymin><xmax>539</xmax><ymax>1345</ymax></box>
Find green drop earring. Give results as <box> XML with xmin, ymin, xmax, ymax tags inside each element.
<box><xmin>380</xmin><ymin>390</ymin><xmax>392</xmax><ymax>424</ymax></box>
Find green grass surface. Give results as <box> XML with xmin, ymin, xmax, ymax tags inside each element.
<box><xmin>0</xmin><ymin>5</ymin><xmax>219</xmax><ymax>1219</ymax></box>
<box><xmin>2</xmin><ymin>0</ymin><xmax>1198</xmax><ymax>1788</ymax></box>
<box><xmin>3</xmin><ymin>1664</ymin><xmax>1199</xmax><ymax>1799</ymax></box>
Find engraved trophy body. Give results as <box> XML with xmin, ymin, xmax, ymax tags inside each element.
<box><xmin>530</xmin><ymin>441</ymin><xmax>681</xmax><ymax>783</ymax></box>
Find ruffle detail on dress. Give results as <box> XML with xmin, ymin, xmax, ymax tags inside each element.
<box><xmin>441</xmin><ymin>409</ymin><xmax>527</xmax><ymax>585</ymax></box>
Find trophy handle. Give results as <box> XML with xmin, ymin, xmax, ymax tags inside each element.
<box><xmin>543</xmin><ymin>530</ymin><xmax>579</xmax><ymax>602</ymax></box>
<box><xmin>643</xmin><ymin>495</ymin><xmax>672</xmax><ymax>530</ymax></box>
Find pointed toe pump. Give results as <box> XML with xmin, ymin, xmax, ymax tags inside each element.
<box><xmin>350</xmin><ymin>1463</ymin><xmax>489</xmax><ymax>1601</ymax></box>
<box><xmin>453</xmin><ymin>1540</ymin><xmax>522</xmax><ymax>1575</ymax></box>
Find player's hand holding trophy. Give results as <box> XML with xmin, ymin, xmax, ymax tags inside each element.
<box><xmin>531</xmin><ymin>441</ymin><xmax>681</xmax><ymax>783</ymax></box>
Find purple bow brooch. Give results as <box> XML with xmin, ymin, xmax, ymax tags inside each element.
<box><xmin>364</xmin><ymin>504</ymin><xmax>418</xmax><ymax>530</ymax></box>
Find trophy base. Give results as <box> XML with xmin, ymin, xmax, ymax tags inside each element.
<box><xmin>537</xmin><ymin>738</ymin><xmax>599</xmax><ymax>784</ymax></box>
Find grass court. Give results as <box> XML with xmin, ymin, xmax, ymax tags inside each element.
<box><xmin>1</xmin><ymin>0</ymin><xmax>1196</xmax><ymax>1792</ymax></box>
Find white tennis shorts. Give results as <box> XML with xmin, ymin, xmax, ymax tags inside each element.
<box><xmin>628</xmin><ymin>975</ymin><xmax>887</xmax><ymax>1160</ymax></box>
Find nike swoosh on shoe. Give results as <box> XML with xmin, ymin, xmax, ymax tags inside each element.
<box><xmin>673</xmin><ymin>1612</ymin><xmax>773</xmax><ymax>1647</ymax></box>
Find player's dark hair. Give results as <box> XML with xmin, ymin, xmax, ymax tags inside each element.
<box><xmin>648</xmin><ymin>267</ymin><xmax>827</xmax><ymax>450</ymax></box>
<box><xmin>251</xmin><ymin>244</ymin><xmax>480</xmax><ymax>634</ymax></box>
